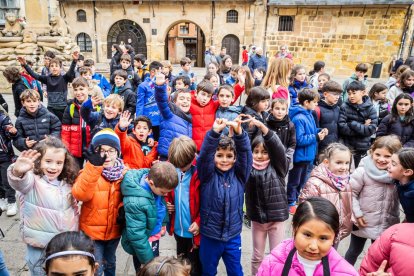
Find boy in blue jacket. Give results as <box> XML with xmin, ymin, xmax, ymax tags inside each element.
<box><xmin>197</xmin><ymin>117</ymin><xmax>253</xmax><ymax>276</ymax></box>
<box><xmin>136</xmin><ymin>61</ymin><xmax>163</xmax><ymax>140</ymax></box>
<box><xmin>287</xmin><ymin>89</ymin><xmax>327</xmax><ymax>214</ymax></box>
<box><xmin>154</xmin><ymin>73</ymin><xmax>192</xmax><ymax>161</ymax></box>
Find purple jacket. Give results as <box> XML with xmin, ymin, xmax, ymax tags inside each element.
<box><xmin>257</xmin><ymin>239</ymin><xmax>358</xmax><ymax>276</ymax></box>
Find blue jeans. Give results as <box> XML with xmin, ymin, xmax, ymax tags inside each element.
<box><xmin>26</xmin><ymin>245</ymin><xmax>45</xmax><ymax>276</ymax></box>
<box><xmin>94</xmin><ymin>238</ymin><xmax>120</xmax><ymax>276</ymax></box>
<box><xmin>287</xmin><ymin>162</ymin><xmax>310</xmax><ymax>205</ymax></box>
<box><xmin>199</xmin><ymin>235</ymin><xmax>243</xmax><ymax>276</ymax></box>
<box><xmin>0</xmin><ymin>250</ymin><xmax>9</xmax><ymax>276</ymax></box>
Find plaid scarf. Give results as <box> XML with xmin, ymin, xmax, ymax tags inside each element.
<box><xmin>102</xmin><ymin>158</ymin><xmax>125</xmax><ymax>182</ymax></box>
<box><xmin>326</xmin><ymin>167</ymin><xmax>350</xmax><ymax>191</ymax></box>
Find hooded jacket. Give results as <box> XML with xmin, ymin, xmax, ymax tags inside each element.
<box><xmin>350</xmin><ymin>156</ymin><xmax>400</xmax><ymax>240</ymax></box>
<box><xmin>245</xmin><ymin>131</ymin><xmax>289</xmax><ymax>223</ymax></box>
<box><xmin>257</xmin><ymin>239</ymin><xmax>358</xmax><ymax>276</ymax></box>
<box><xmin>299</xmin><ymin>164</ymin><xmax>353</xmax><ymax>241</ymax></box>
<box><xmin>8</xmin><ymin>168</ymin><xmax>79</xmax><ymax>248</ymax></box>
<box><xmin>377</xmin><ymin>114</ymin><xmax>414</xmax><ymax>147</ymax></box>
<box><xmin>111</xmin><ymin>80</ymin><xmax>136</xmax><ymax>115</ymax></box>
<box><xmin>155</xmin><ymin>84</ymin><xmax>192</xmax><ymax>158</ymax></box>
<box><xmin>359</xmin><ymin>223</ymin><xmax>414</xmax><ymax>276</ymax></box>
<box><xmin>288</xmin><ymin>79</ymin><xmax>310</xmax><ymax>106</ymax></box>
<box><xmin>289</xmin><ymin>104</ymin><xmax>318</xmax><ymax>163</ymax></box>
<box><xmin>13</xmin><ymin>105</ymin><xmax>61</xmax><ymax>151</ymax></box>
<box><xmin>338</xmin><ymin>96</ymin><xmax>378</xmax><ymax>152</ymax></box>
<box><xmin>317</xmin><ymin>99</ymin><xmax>340</xmax><ymax>152</ymax></box>
<box><xmin>136</xmin><ymin>77</ymin><xmax>161</xmax><ymax>126</ymax></box>
<box><xmin>248</xmin><ymin>54</ymin><xmax>267</xmax><ymax>73</ymax></box>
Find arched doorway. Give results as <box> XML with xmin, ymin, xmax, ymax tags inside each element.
<box><xmin>164</xmin><ymin>21</ymin><xmax>205</xmax><ymax>67</ymax></box>
<box><xmin>222</xmin><ymin>34</ymin><xmax>240</xmax><ymax>65</ymax></box>
<box><xmin>107</xmin><ymin>20</ymin><xmax>147</xmax><ymax>59</ymax></box>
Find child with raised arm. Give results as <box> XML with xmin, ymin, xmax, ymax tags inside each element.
<box><xmin>197</xmin><ymin>117</ymin><xmax>253</xmax><ymax>276</ymax></box>
<box><xmin>17</xmin><ymin>52</ymin><xmax>79</xmax><ymax>121</ymax></box>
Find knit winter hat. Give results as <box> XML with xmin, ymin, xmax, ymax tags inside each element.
<box><xmin>91</xmin><ymin>128</ymin><xmax>121</xmax><ymax>153</ymax></box>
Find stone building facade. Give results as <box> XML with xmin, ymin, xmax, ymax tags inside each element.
<box><xmin>52</xmin><ymin>1</ymin><xmax>414</xmax><ymax>76</ymax></box>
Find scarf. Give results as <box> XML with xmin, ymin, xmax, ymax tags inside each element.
<box><xmin>102</xmin><ymin>158</ymin><xmax>125</xmax><ymax>181</ymax></box>
<box><xmin>253</xmin><ymin>159</ymin><xmax>270</xmax><ymax>170</ymax></box>
<box><xmin>360</xmin><ymin>156</ymin><xmax>393</xmax><ymax>183</ymax></box>
<box><xmin>326</xmin><ymin>167</ymin><xmax>350</xmax><ymax>191</ymax></box>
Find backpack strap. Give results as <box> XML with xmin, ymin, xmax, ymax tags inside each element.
<box><xmin>69</xmin><ymin>103</ymin><xmax>75</xmax><ymax>118</ymax></box>
<box><xmin>282</xmin><ymin>247</ymin><xmax>330</xmax><ymax>276</ymax></box>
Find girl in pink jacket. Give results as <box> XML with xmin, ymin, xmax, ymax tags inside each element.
<box><xmin>257</xmin><ymin>197</ymin><xmax>358</xmax><ymax>276</ymax></box>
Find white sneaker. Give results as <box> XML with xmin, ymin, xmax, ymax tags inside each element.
<box><xmin>0</xmin><ymin>198</ymin><xmax>6</xmax><ymax>212</ymax></box>
<box><xmin>6</xmin><ymin>203</ymin><xmax>17</xmax><ymax>216</ymax></box>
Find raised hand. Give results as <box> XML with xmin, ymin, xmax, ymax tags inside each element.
<box><xmin>238</xmin><ymin>68</ymin><xmax>246</xmax><ymax>85</ymax></box>
<box><xmin>226</xmin><ymin>116</ymin><xmax>243</xmax><ymax>135</ymax></box>
<box><xmin>212</xmin><ymin>118</ymin><xmax>228</xmax><ymax>133</ymax></box>
<box><xmin>91</xmin><ymin>95</ymin><xmax>102</xmax><ymax>107</ymax></box>
<box><xmin>84</xmin><ymin>147</ymin><xmax>107</xmax><ymax>166</ymax></box>
<box><xmin>119</xmin><ymin>111</ymin><xmax>132</xmax><ymax>129</ymax></box>
<box><xmin>72</xmin><ymin>51</ymin><xmax>80</xmax><ymax>61</ymax></box>
<box><xmin>249</xmin><ymin>117</ymin><xmax>269</xmax><ymax>135</ymax></box>
<box><xmin>17</xmin><ymin>56</ymin><xmax>26</xmax><ymax>66</ymax></box>
<box><xmin>155</xmin><ymin>72</ymin><xmax>166</xmax><ymax>86</ymax></box>
<box><xmin>25</xmin><ymin>137</ymin><xmax>37</xmax><ymax>148</ymax></box>
<box><xmin>12</xmin><ymin>150</ymin><xmax>41</xmax><ymax>177</ymax></box>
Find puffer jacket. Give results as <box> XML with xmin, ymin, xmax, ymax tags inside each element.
<box><xmin>257</xmin><ymin>238</ymin><xmax>358</xmax><ymax>276</ymax></box>
<box><xmin>121</xmin><ymin>169</ymin><xmax>158</xmax><ymax>265</ymax></box>
<box><xmin>136</xmin><ymin>77</ymin><xmax>161</xmax><ymax>126</ymax></box>
<box><xmin>12</xmin><ymin>78</ymin><xmax>27</xmax><ymax>117</ymax></box>
<box><xmin>351</xmin><ymin>156</ymin><xmax>400</xmax><ymax>240</ymax></box>
<box><xmin>299</xmin><ymin>164</ymin><xmax>353</xmax><ymax>241</ymax></box>
<box><xmin>289</xmin><ymin>104</ymin><xmax>318</xmax><ymax>163</ymax></box>
<box><xmin>359</xmin><ymin>223</ymin><xmax>414</xmax><ymax>276</ymax></box>
<box><xmin>111</xmin><ymin>80</ymin><xmax>136</xmax><ymax>115</ymax></box>
<box><xmin>197</xmin><ymin>130</ymin><xmax>252</xmax><ymax>241</ymax></box>
<box><xmin>190</xmin><ymin>94</ymin><xmax>219</xmax><ymax>151</ymax></box>
<box><xmin>266</xmin><ymin>114</ymin><xmax>296</xmax><ymax>167</ymax></box>
<box><xmin>241</xmin><ymin>106</ymin><xmax>268</xmax><ymax>142</ymax></box>
<box><xmin>372</xmin><ymin>99</ymin><xmax>390</xmax><ymax>125</ymax></box>
<box><xmin>61</xmin><ymin>99</ymin><xmax>91</xmax><ymax>158</ymax></box>
<box><xmin>338</xmin><ymin>96</ymin><xmax>378</xmax><ymax>152</ymax></box>
<box><xmin>342</xmin><ymin>74</ymin><xmax>368</xmax><ymax>103</ymax></box>
<box><xmin>377</xmin><ymin>114</ymin><xmax>414</xmax><ymax>147</ymax></box>
<box><xmin>0</xmin><ymin>112</ymin><xmax>16</xmax><ymax>163</ymax></box>
<box><xmin>317</xmin><ymin>99</ymin><xmax>340</xmax><ymax>152</ymax></box>
<box><xmin>72</xmin><ymin>162</ymin><xmax>127</xmax><ymax>241</ymax></box>
<box><xmin>396</xmin><ymin>179</ymin><xmax>414</xmax><ymax>222</ymax></box>
<box><xmin>13</xmin><ymin>105</ymin><xmax>61</xmax><ymax>151</ymax></box>
<box><xmin>8</xmin><ymin>167</ymin><xmax>79</xmax><ymax>248</ymax></box>
<box><xmin>155</xmin><ymin>84</ymin><xmax>192</xmax><ymax>158</ymax></box>
<box><xmin>288</xmin><ymin>79</ymin><xmax>310</xmax><ymax>106</ymax></box>
<box><xmin>245</xmin><ymin>131</ymin><xmax>288</xmax><ymax>223</ymax></box>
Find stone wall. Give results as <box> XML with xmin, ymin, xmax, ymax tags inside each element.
<box><xmin>265</xmin><ymin>6</ymin><xmax>409</xmax><ymax>77</ymax></box>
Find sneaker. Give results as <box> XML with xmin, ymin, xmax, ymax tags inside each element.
<box><xmin>289</xmin><ymin>205</ymin><xmax>297</xmax><ymax>215</ymax></box>
<box><xmin>6</xmin><ymin>203</ymin><xmax>17</xmax><ymax>216</ymax></box>
<box><xmin>0</xmin><ymin>198</ymin><xmax>6</xmax><ymax>212</ymax></box>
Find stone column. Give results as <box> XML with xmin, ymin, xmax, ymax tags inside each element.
<box><xmin>24</xmin><ymin>0</ymin><xmax>50</xmax><ymax>35</ymax></box>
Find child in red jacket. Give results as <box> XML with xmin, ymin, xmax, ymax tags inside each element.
<box><xmin>165</xmin><ymin>136</ymin><xmax>201</xmax><ymax>276</ymax></box>
<box><xmin>190</xmin><ymin>80</ymin><xmax>219</xmax><ymax>151</ymax></box>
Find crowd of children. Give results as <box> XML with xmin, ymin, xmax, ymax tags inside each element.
<box><xmin>0</xmin><ymin>45</ymin><xmax>413</xmax><ymax>276</ymax></box>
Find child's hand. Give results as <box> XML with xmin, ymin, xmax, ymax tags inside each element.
<box><xmin>188</xmin><ymin>222</ymin><xmax>200</xmax><ymax>236</ymax></box>
<box><xmin>166</xmin><ymin>202</ymin><xmax>175</xmax><ymax>214</ymax></box>
<box><xmin>317</xmin><ymin>131</ymin><xmax>326</xmax><ymax>141</ymax></box>
<box><xmin>227</xmin><ymin>116</ymin><xmax>243</xmax><ymax>135</ymax></box>
<box><xmin>25</xmin><ymin>137</ymin><xmax>37</xmax><ymax>148</ymax></box>
<box><xmin>6</xmin><ymin>125</ymin><xmax>17</xmax><ymax>135</ymax></box>
<box><xmin>16</xmin><ymin>56</ymin><xmax>26</xmax><ymax>65</ymax></box>
<box><xmin>213</xmin><ymin>118</ymin><xmax>228</xmax><ymax>133</ymax></box>
<box><xmin>367</xmin><ymin>260</ymin><xmax>391</xmax><ymax>276</ymax></box>
<box><xmin>84</xmin><ymin>147</ymin><xmax>107</xmax><ymax>166</ymax></box>
<box><xmin>238</xmin><ymin>68</ymin><xmax>246</xmax><ymax>85</ymax></box>
<box><xmin>155</xmin><ymin>73</ymin><xmax>166</xmax><ymax>86</ymax></box>
<box><xmin>147</xmin><ymin>138</ymin><xmax>155</xmax><ymax>147</ymax></box>
<box><xmin>254</xmin><ymin>69</ymin><xmax>263</xmax><ymax>80</ymax></box>
<box><xmin>250</xmin><ymin>117</ymin><xmax>269</xmax><ymax>135</ymax></box>
<box><xmin>12</xmin><ymin>149</ymin><xmax>41</xmax><ymax>177</ymax></box>
<box><xmin>91</xmin><ymin>95</ymin><xmax>101</xmax><ymax>107</ymax></box>
<box><xmin>365</xmin><ymin>119</ymin><xmax>371</xmax><ymax>126</ymax></box>
<box><xmin>43</xmin><ymin>91</ymin><xmax>48</xmax><ymax>99</ymax></box>
<box><xmin>357</xmin><ymin>216</ymin><xmax>367</xmax><ymax>228</ymax></box>
<box><xmin>72</xmin><ymin>51</ymin><xmax>80</xmax><ymax>61</ymax></box>
<box><xmin>119</xmin><ymin>111</ymin><xmax>132</xmax><ymax>129</ymax></box>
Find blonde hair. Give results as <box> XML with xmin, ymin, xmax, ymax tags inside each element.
<box><xmin>103</xmin><ymin>94</ymin><xmax>124</xmax><ymax>112</ymax></box>
<box><xmin>319</xmin><ymin>143</ymin><xmax>352</xmax><ymax>164</ymax></box>
<box><xmin>168</xmin><ymin>136</ymin><xmax>197</xmax><ymax>168</ymax></box>
<box><xmin>262</xmin><ymin>57</ymin><xmax>294</xmax><ymax>89</ymax></box>
<box><xmin>161</xmin><ymin>60</ymin><xmax>173</xmax><ymax>73</ymax></box>
<box><xmin>20</xmin><ymin>89</ymin><xmax>40</xmax><ymax>102</ymax></box>
<box><xmin>370</xmin><ymin>135</ymin><xmax>402</xmax><ymax>155</ymax></box>
<box><xmin>138</xmin><ymin>256</ymin><xmax>191</xmax><ymax>276</ymax></box>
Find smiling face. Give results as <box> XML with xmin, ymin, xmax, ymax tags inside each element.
<box><xmin>214</xmin><ymin>147</ymin><xmax>236</xmax><ymax>172</ymax></box>
<box><xmin>22</xmin><ymin>98</ymin><xmax>40</xmax><ymax>114</ymax></box>
<box><xmin>294</xmin><ymin>218</ymin><xmax>335</xmax><ymax>261</ymax></box>
<box><xmin>73</xmin><ymin>85</ymin><xmax>88</xmax><ymax>104</ymax></box>
<box><xmin>396</xmin><ymin>98</ymin><xmax>412</xmax><ymax>116</ymax></box>
<box><xmin>196</xmin><ymin>90</ymin><xmax>212</xmax><ymax>107</ymax></box>
<box><xmin>103</xmin><ymin>103</ymin><xmax>121</xmax><ymax>120</ymax></box>
<box><xmin>295</xmin><ymin>68</ymin><xmax>306</xmax><ymax>82</ymax></box>
<box><xmin>47</xmin><ymin>256</ymin><xmax>97</xmax><ymax>276</ymax></box>
<box><xmin>272</xmin><ymin>102</ymin><xmax>288</xmax><ymax>120</ymax></box>
<box><xmin>218</xmin><ymin>88</ymin><xmax>234</xmax><ymax>108</ymax></box>
<box><xmin>175</xmin><ymin>92</ymin><xmax>191</xmax><ymax>113</ymax></box>
<box><xmin>388</xmin><ymin>153</ymin><xmax>413</xmax><ymax>184</ymax></box>
<box><xmin>40</xmin><ymin>148</ymin><xmax>65</xmax><ymax>182</ymax></box>
<box><xmin>372</xmin><ymin>147</ymin><xmax>393</xmax><ymax>170</ymax></box>
<box><xmin>253</xmin><ymin>143</ymin><xmax>269</xmax><ymax>162</ymax></box>
<box><xmin>323</xmin><ymin>150</ymin><xmax>351</xmax><ymax>176</ymax></box>
<box><xmin>133</xmin><ymin>121</ymin><xmax>152</xmax><ymax>143</ymax></box>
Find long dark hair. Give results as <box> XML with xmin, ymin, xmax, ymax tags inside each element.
<box><xmin>245</xmin><ymin>86</ymin><xmax>270</xmax><ymax>111</ymax></box>
<box><xmin>390</xmin><ymin>93</ymin><xmax>414</xmax><ymax>124</ymax></box>
<box><xmin>309</xmin><ymin>61</ymin><xmax>325</xmax><ymax>75</ymax></box>
<box><xmin>293</xmin><ymin>197</ymin><xmax>340</xmax><ymax>239</ymax></box>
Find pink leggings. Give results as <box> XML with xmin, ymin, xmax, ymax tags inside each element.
<box><xmin>251</xmin><ymin>221</ymin><xmax>285</xmax><ymax>275</ymax></box>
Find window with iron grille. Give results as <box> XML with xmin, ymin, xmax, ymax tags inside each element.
<box><xmin>226</xmin><ymin>10</ymin><xmax>238</xmax><ymax>23</ymax></box>
<box><xmin>76</xmin><ymin>33</ymin><xmax>92</xmax><ymax>52</ymax></box>
<box><xmin>77</xmin><ymin>9</ymin><xmax>86</xmax><ymax>22</ymax></box>
<box><xmin>180</xmin><ymin>24</ymin><xmax>189</xmax><ymax>35</ymax></box>
<box><xmin>278</xmin><ymin>16</ymin><xmax>294</xmax><ymax>32</ymax></box>
<box><xmin>0</xmin><ymin>0</ymin><xmax>19</xmax><ymax>25</ymax></box>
